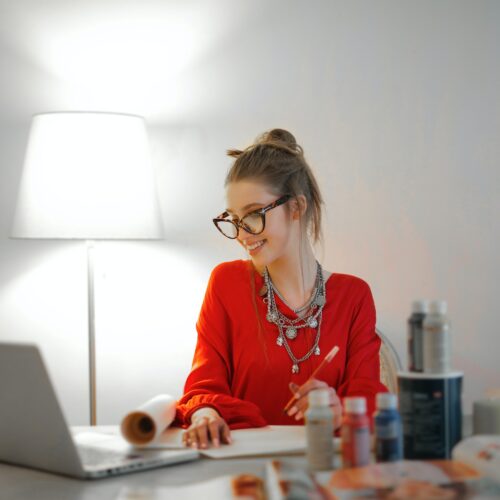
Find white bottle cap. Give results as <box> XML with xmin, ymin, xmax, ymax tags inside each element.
<box><xmin>376</xmin><ymin>392</ymin><xmax>398</xmax><ymax>410</ymax></box>
<box><xmin>412</xmin><ymin>300</ymin><xmax>429</xmax><ymax>314</ymax></box>
<box><xmin>308</xmin><ymin>388</ymin><xmax>330</xmax><ymax>407</ymax></box>
<box><xmin>344</xmin><ymin>397</ymin><xmax>366</xmax><ymax>414</ymax></box>
<box><xmin>429</xmin><ymin>300</ymin><xmax>447</xmax><ymax>314</ymax></box>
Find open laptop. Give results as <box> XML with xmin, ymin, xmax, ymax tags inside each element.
<box><xmin>0</xmin><ymin>342</ymin><xmax>199</xmax><ymax>479</ymax></box>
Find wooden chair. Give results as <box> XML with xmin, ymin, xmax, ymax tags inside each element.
<box><xmin>376</xmin><ymin>328</ymin><xmax>402</xmax><ymax>394</ymax></box>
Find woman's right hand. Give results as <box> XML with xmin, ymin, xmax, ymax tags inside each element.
<box><xmin>182</xmin><ymin>407</ymin><xmax>232</xmax><ymax>449</ymax></box>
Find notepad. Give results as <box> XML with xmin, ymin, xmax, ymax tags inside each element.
<box><xmin>73</xmin><ymin>425</ymin><xmax>341</xmax><ymax>459</ymax></box>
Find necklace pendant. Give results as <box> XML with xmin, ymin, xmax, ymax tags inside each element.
<box><xmin>315</xmin><ymin>294</ymin><xmax>326</xmax><ymax>307</ymax></box>
<box><xmin>314</xmin><ymin>346</ymin><xmax>321</xmax><ymax>356</ymax></box>
<box><xmin>285</xmin><ymin>327</ymin><xmax>297</xmax><ymax>340</ymax></box>
<box><xmin>259</xmin><ymin>285</ymin><xmax>268</xmax><ymax>297</ymax></box>
<box><xmin>292</xmin><ymin>364</ymin><xmax>299</xmax><ymax>374</ymax></box>
<box><xmin>276</xmin><ymin>336</ymin><xmax>283</xmax><ymax>347</ymax></box>
<box><xmin>308</xmin><ymin>317</ymin><xmax>318</xmax><ymax>328</ymax></box>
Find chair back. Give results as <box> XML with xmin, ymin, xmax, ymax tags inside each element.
<box><xmin>376</xmin><ymin>328</ymin><xmax>402</xmax><ymax>394</ymax></box>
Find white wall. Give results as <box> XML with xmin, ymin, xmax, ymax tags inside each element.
<box><xmin>0</xmin><ymin>0</ymin><xmax>498</xmax><ymax>424</ymax></box>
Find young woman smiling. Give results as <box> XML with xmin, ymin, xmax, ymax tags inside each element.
<box><xmin>175</xmin><ymin>129</ymin><xmax>387</xmax><ymax>449</ymax></box>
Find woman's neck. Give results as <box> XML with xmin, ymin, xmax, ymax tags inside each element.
<box><xmin>265</xmin><ymin>243</ymin><xmax>318</xmax><ymax>310</ymax></box>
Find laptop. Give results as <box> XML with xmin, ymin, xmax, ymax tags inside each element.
<box><xmin>0</xmin><ymin>342</ymin><xmax>199</xmax><ymax>479</ymax></box>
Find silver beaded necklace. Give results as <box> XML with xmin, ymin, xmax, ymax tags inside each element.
<box><xmin>262</xmin><ymin>261</ymin><xmax>326</xmax><ymax>374</ymax></box>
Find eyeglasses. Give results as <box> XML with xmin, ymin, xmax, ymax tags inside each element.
<box><xmin>213</xmin><ymin>194</ymin><xmax>291</xmax><ymax>239</ymax></box>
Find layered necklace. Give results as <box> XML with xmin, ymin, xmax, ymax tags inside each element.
<box><xmin>261</xmin><ymin>261</ymin><xmax>326</xmax><ymax>374</ymax></box>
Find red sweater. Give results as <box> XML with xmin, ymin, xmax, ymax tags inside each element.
<box><xmin>175</xmin><ymin>260</ymin><xmax>386</xmax><ymax>429</ymax></box>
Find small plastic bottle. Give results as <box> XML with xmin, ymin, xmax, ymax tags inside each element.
<box><xmin>305</xmin><ymin>389</ymin><xmax>334</xmax><ymax>471</ymax></box>
<box><xmin>341</xmin><ymin>397</ymin><xmax>370</xmax><ymax>468</ymax></box>
<box><xmin>374</xmin><ymin>393</ymin><xmax>403</xmax><ymax>462</ymax></box>
<box><xmin>423</xmin><ymin>300</ymin><xmax>451</xmax><ymax>373</ymax></box>
<box><xmin>407</xmin><ymin>299</ymin><xmax>429</xmax><ymax>372</ymax></box>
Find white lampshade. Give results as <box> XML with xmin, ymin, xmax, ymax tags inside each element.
<box><xmin>11</xmin><ymin>112</ymin><xmax>163</xmax><ymax>239</ymax></box>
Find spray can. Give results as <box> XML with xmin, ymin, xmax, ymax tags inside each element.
<box><xmin>374</xmin><ymin>393</ymin><xmax>403</xmax><ymax>462</ymax></box>
<box><xmin>341</xmin><ymin>397</ymin><xmax>370</xmax><ymax>468</ymax></box>
<box><xmin>408</xmin><ymin>300</ymin><xmax>429</xmax><ymax>372</ymax></box>
<box><xmin>305</xmin><ymin>389</ymin><xmax>334</xmax><ymax>471</ymax></box>
<box><xmin>423</xmin><ymin>300</ymin><xmax>451</xmax><ymax>374</ymax></box>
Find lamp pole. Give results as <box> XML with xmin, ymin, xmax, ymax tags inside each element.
<box><xmin>87</xmin><ymin>240</ymin><xmax>97</xmax><ymax>425</ymax></box>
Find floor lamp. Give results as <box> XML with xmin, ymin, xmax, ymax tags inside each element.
<box><xmin>11</xmin><ymin>112</ymin><xmax>163</xmax><ymax>425</ymax></box>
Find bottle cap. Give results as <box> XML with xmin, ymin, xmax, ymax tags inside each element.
<box><xmin>376</xmin><ymin>392</ymin><xmax>398</xmax><ymax>410</ymax></box>
<box><xmin>412</xmin><ymin>300</ymin><xmax>429</xmax><ymax>314</ymax></box>
<box><xmin>308</xmin><ymin>388</ymin><xmax>330</xmax><ymax>407</ymax></box>
<box><xmin>429</xmin><ymin>300</ymin><xmax>447</xmax><ymax>314</ymax></box>
<box><xmin>344</xmin><ymin>397</ymin><xmax>366</xmax><ymax>414</ymax></box>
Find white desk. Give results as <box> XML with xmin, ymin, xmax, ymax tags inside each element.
<box><xmin>1</xmin><ymin>424</ymin><xmax>309</xmax><ymax>499</ymax></box>
<box><xmin>0</xmin><ymin>417</ymin><xmax>473</xmax><ymax>499</ymax></box>
<box><xmin>0</xmin><ymin>454</ymin><xmax>307</xmax><ymax>499</ymax></box>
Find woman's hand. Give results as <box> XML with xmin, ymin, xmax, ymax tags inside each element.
<box><xmin>287</xmin><ymin>379</ymin><xmax>342</xmax><ymax>430</ymax></box>
<box><xmin>182</xmin><ymin>407</ymin><xmax>232</xmax><ymax>449</ymax></box>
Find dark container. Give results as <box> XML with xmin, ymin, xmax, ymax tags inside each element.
<box><xmin>398</xmin><ymin>371</ymin><xmax>462</xmax><ymax>459</ymax></box>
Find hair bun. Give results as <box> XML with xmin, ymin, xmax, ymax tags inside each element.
<box><xmin>257</xmin><ymin>128</ymin><xmax>303</xmax><ymax>155</ymax></box>
<box><xmin>263</xmin><ymin>129</ymin><xmax>297</xmax><ymax>147</ymax></box>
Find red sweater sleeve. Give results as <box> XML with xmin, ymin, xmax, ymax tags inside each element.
<box><xmin>336</xmin><ymin>280</ymin><xmax>387</xmax><ymax>418</ymax></box>
<box><xmin>175</xmin><ymin>266</ymin><xmax>267</xmax><ymax>429</ymax></box>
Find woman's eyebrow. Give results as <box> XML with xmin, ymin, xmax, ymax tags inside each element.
<box><xmin>226</xmin><ymin>202</ymin><xmax>265</xmax><ymax>214</ymax></box>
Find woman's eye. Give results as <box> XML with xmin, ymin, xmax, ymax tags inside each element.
<box><xmin>245</xmin><ymin>212</ymin><xmax>260</xmax><ymax>220</ymax></box>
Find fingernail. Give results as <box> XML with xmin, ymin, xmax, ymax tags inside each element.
<box><xmin>191</xmin><ymin>442</ymin><xmax>197</xmax><ymax>449</ymax></box>
<box><xmin>287</xmin><ymin>405</ymin><xmax>298</xmax><ymax>416</ymax></box>
<box><xmin>294</xmin><ymin>411</ymin><xmax>303</xmax><ymax>421</ymax></box>
<box><xmin>294</xmin><ymin>393</ymin><xmax>301</xmax><ymax>399</ymax></box>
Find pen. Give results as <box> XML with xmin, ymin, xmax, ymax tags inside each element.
<box><xmin>283</xmin><ymin>345</ymin><xmax>340</xmax><ymax>414</ymax></box>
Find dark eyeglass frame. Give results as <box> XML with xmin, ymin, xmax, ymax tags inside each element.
<box><xmin>213</xmin><ymin>194</ymin><xmax>292</xmax><ymax>239</ymax></box>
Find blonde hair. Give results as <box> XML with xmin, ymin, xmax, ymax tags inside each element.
<box><xmin>225</xmin><ymin>128</ymin><xmax>323</xmax><ymax>244</ymax></box>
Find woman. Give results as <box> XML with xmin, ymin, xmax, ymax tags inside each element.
<box><xmin>175</xmin><ymin>129</ymin><xmax>387</xmax><ymax>449</ymax></box>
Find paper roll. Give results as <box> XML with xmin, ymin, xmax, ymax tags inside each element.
<box><xmin>120</xmin><ymin>394</ymin><xmax>176</xmax><ymax>446</ymax></box>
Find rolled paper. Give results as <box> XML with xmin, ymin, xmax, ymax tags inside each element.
<box><xmin>120</xmin><ymin>394</ymin><xmax>176</xmax><ymax>446</ymax></box>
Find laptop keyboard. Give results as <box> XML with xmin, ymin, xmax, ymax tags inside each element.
<box><xmin>78</xmin><ymin>445</ymin><xmax>139</xmax><ymax>466</ymax></box>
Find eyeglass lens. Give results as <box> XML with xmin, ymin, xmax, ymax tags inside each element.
<box><xmin>217</xmin><ymin>212</ymin><xmax>264</xmax><ymax>238</ymax></box>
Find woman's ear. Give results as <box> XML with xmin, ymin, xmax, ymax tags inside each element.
<box><xmin>291</xmin><ymin>195</ymin><xmax>307</xmax><ymax>220</ymax></box>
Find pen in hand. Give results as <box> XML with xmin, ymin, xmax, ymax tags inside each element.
<box><xmin>283</xmin><ymin>345</ymin><xmax>340</xmax><ymax>414</ymax></box>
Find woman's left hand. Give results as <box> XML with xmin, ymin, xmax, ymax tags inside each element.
<box><xmin>287</xmin><ymin>379</ymin><xmax>342</xmax><ymax>429</ymax></box>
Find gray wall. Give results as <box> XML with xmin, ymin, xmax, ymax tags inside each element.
<box><xmin>0</xmin><ymin>0</ymin><xmax>498</xmax><ymax>424</ymax></box>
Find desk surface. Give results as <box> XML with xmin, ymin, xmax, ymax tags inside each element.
<box><xmin>1</xmin><ymin>417</ymin><xmax>473</xmax><ymax>500</ymax></box>
<box><xmin>0</xmin><ymin>454</ymin><xmax>306</xmax><ymax>500</ymax></box>
<box><xmin>1</xmin><ymin>425</ymin><xmax>308</xmax><ymax>499</ymax></box>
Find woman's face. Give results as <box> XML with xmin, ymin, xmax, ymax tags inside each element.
<box><xmin>225</xmin><ymin>179</ymin><xmax>296</xmax><ymax>267</ymax></box>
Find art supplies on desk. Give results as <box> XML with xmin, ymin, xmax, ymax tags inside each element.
<box><xmin>266</xmin><ymin>458</ymin><xmax>490</xmax><ymax>499</ymax></box>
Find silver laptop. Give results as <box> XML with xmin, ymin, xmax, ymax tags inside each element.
<box><xmin>0</xmin><ymin>342</ymin><xmax>199</xmax><ymax>479</ymax></box>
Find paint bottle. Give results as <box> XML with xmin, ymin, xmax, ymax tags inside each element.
<box><xmin>305</xmin><ymin>389</ymin><xmax>334</xmax><ymax>471</ymax></box>
<box><xmin>374</xmin><ymin>392</ymin><xmax>403</xmax><ymax>462</ymax></box>
<box><xmin>341</xmin><ymin>397</ymin><xmax>370</xmax><ymax>468</ymax></box>
<box><xmin>423</xmin><ymin>300</ymin><xmax>451</xmax><ymax>374</ymax></box>
<box><xmin>407</xmin><ymin>299</ymin><xmax>429</xmax><ymax>372</ymax></box>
